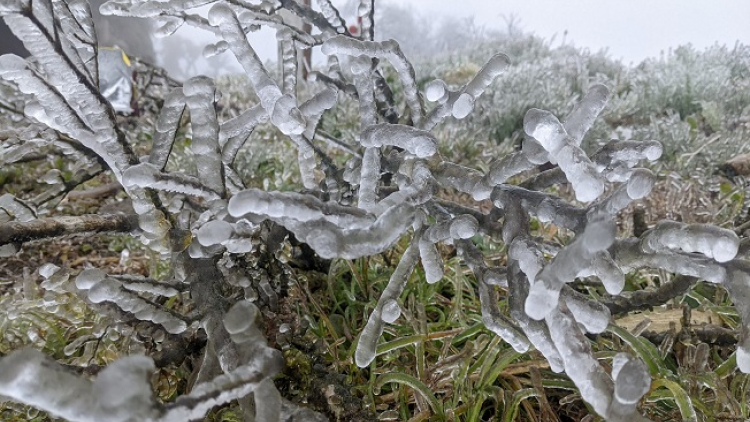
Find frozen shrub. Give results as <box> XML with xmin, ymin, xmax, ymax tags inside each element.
<box><xmin>0</xmin><ymin>1</ymin><xmax>748</xmax><ymax>421</ymax></box>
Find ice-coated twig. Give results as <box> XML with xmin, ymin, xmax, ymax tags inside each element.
<box><xmin>524</xmin><ymin>108</ymin><xmax>605</xmax><ymax>202</ymax></box>
<box><xmin>228</xmin><ymin>188</ymin><xmax>374</xmax><ymax>228</ymax></box>
<box><xmin>75</xmin><ymin>269</ymin><xmax>190</xmax><ymax>334</ymax></box>
<box><xmin>370</xmin><ymin>159</ymin><xmax>435</xmax><ymax>215</ymax></box>
<box><xmin>358</xmin><ymin>146</ymin><xmax>380</xmax><ymax>210</ymax></box>
<box><xmin>284</xmin><ymin>203</ymin><xmax>416</xmax><ymax>259</ymax></box>
<box><xmin>525</xmin><ymin>215</ymin><xmax>616</xmax><ymax>320</ymax></box>
<box><xmin>474</xmin><ymin>151</ymin><xmax>536</xmax><ymax>200</ymax></box>
<box><xmin>357</xmin><ymin>0</ymin><xmax>374</xmax><ymax>40</ymax></box>
<box><xmin>209</xmin><ymin>3</ymin><xmax>305</xmax><ymax>136</ymax></box>
<box><xmin>421</xmin><ymin>54</ymin><xmax>511</xmax><ymax>131</ymax></box>
<box><xmin>547</xmin><ymin>306</ymin><xmax>653</xmax><ymax>422</ymax></box>
<box><xmin>322</xmin><ymin>35</ymin><xmax>422</xmax><ymax>125</ymax></box>
<box><xmin>123</xmin><ymin>162</ymin><xmax>223</xmax><ymax>200</ymax></box>
<box><xmin>184</xmin><ymin>76</ymin><xmax>224</xmax><ymax>195</ymax></box>
<box><xmin>588</xmin><ymin>168</ymin><xmax>656</xmax><ymax>216</ymax></box>
<box><xmin>562</xmin><ymin>84</ymin><xmax>609</xmax><ymax>145</ymax></box>
<box><xmin>220</xmin><ymin>104</ymin><xmax>266</xmax><ymax>144</ymax></box>
<box><xmin>507</xmin><ymin>261</ymin><xmax>564</xmax><ymax>372</ymax></box>
<box><xmin>546</xmin><ymin>305</ymin><xmax>614</xmax><ymax>415</ymax></box>
<box><xmin>361</xmin><ymin>123</ymin><xmax>437</xmax><ymax>158</ymax></box>
<box><xmin>593</xmin><ymin>139</ymin><xmax>663</xmax><ymax>182</ymax></box>
<box><xmin>356</xmin><ymin>229</ymin><xmax>422</xmax><ymax>367</ymax></box>
<box><xmin>278</xmin><ymin>28</ymin><xmax>297</xmax><ymax>96</ymax></box>
<box><xmin>0</xmin><ymin>349</ymin><xmax>160</xmax><ymax>422</ymax></box>
<box><xmin>492</xmin><ymin>185</ymin><xmax>585</xmax><ymax>232</ymax></box>
<box><xmin>148</xmin><ymin>88</ymin><xmax>186</xmax><ymax>171</ymax></box>
<box><xmin>100</xmin><ymin>0</ymin><xmax>216</xmax><ymax>17</ymax></box>
<box><xmin>640</xmin><ymin>220</ymin><xmax>740</xmax><ymax>263</ymax></box>
<box><xmin>723</xmin><ymin>261</ymin><xmax>750</xmax><ymax>372</ymax></box>
<box><xmin>313</xmin><ymin>0</ymin><xmax>347</xmax><ymax>34</ymax></box>
<box><xmin>458</xmin><ymin>239</ymin><xmax>530</xmax><ymax>352</ymax></box>
<box><xmin>560</xmin><ymin>286</ymin><xmax>611</xmax><ymax>334</ymax></box>
<box><xmin>612</xmin><ymin>238</ymin><xmax>727</xmax><ymax>283</ymax></box>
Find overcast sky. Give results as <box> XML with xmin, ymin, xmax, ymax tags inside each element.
<box><xmin>402</xmin><ymin>0</ymin><xmax>750</xmax><ymax>65</ymax></box>
<box><xmin>158</xmin><ymin>0</ymin><xmax>750</xmax><ymax>78</ymax></box>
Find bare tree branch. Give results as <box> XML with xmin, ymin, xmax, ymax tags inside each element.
<box><xmin>0</xmin><ymin>213</ymin><xmax>138</xmax><ymax>246</ymax></box>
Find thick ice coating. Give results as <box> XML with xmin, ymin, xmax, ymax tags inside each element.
<box><xmin>524</xmin><ymin>109</ymin><xmax>605</xmax><ymax>202</ymax></box>
<box><xmin>361</xmin><ymin>123</ymin><xmax>437</xmax><ymax>158</ymax></box>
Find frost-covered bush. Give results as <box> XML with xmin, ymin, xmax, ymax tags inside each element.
<box><xmin>0</xmin><ymin>1</ymin><xmax>749</xmax><ymax>421</ymax></box>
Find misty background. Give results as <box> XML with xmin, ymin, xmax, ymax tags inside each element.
<box><xmin>152</xmin><ymin>0</ymin><xmax>749</xmax><ymax>80</ymax></box>
<box><xmin>1</xmin><ymin>1</ymin><xmax>748</xmax><ymax>80</ymax></box>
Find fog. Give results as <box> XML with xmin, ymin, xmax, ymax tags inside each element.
<box><xmin>145</xmin><ymin>1</ymin><xmax>750</xmax><ymax>79</ymax></box>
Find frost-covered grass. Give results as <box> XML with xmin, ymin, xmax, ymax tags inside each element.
<box><xmin>417</xmin><ymin>38</ymin><xmax>750</xmax><ymax>173</ymax></box>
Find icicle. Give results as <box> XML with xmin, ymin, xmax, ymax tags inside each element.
<box><xmin>149</xmin><ymin>88</ymin><xmax>186</xmax><ymax>170</ymax></box>
<box><xmin>562</xmin><ymin>84</ymin><xmax>610</xmax><ymax>145</ymax></box>
<box><xmin>184</xmin><ymin>76</ymin><xmax>224</xmax><ymax>195</ymax></box>
<box><xmin>546</xmin><ymin>306</ymin><xmax>613</xmax><ymax>415</ymax></box>
<box><xmin>356</xmin><ymin>232</ymin><xmax>420</xmax><ymax>367</ymax></box>
<box><xmin>278</xmin><ymin>28</ymin><xmax>297</xmax><ymax>96</ymax></box>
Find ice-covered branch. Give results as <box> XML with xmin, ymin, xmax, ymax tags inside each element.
<box><xmin>0</xmin><ymin>349</ymin><xmax>161</xmax><ymax>422</ymax></box>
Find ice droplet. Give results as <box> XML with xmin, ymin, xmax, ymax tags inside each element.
<box><xmin>613</xmin><ymin>355</ymin><xmax>650</xmax><ymax>405</ymax></box>
<box><xmin>224</xmin><ymin>301</ymin><xmax>258</xmax><ymax>335</ymax></box>
<box><xmin>203</xmin><ymin>41</ymin><xmax>229</xmax><ymax>58</ymax></box>
<box><xmin>525</xmin><ymin>281</ymin><xmax>559</xmax><ymax>321</ymax></box>
<box><xmin>449</xmin><ymin>215</ymin><xmax>478</xmax><ymax>239</ymax></box>
<box><xmin>154</xmin><ymin>16</ymin><xmax>184</xmax><ymax>37</ymax></box>
<box><xmin>197</xmin><ymin>220</ymin><xmax>234</xmax><ymax>246</ymax></box>
<box><xmin>39</xmin><ymin>263</ymin><xmax>60</xmax><ymax>279</ymax></box>
<box><xmin>381</xmin><ymin>299</ymin><xmax>400</xmax><ymax>323</ymax></box>
<box><xmin>424</xmin><ymin>79</ymin><xmax>447</xmax><ymax>102</ymax></box>
<box><xmin>625</xmin><ymin>169</ymin><xmax>655</xmax><ymax>199</ymax></box>
<box><xmin>737</xmin><ymin>346</ymin><xmax>750</xmax><ymax>373</ymax></box>
<box><xmin>75</xmin><ymin>268</ymin><xmax>107</xmax><ymax>290</ymax></box>
<box><xmin>451</xmin><ymin>93</ymin><xmax>474</xmax><ymax>119</ymax></box>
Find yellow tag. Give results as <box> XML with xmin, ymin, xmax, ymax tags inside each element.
<box><xmin>121</xmin><ymin>51</ymin><xmax>131</xmax><ymax>67</ymax></box>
